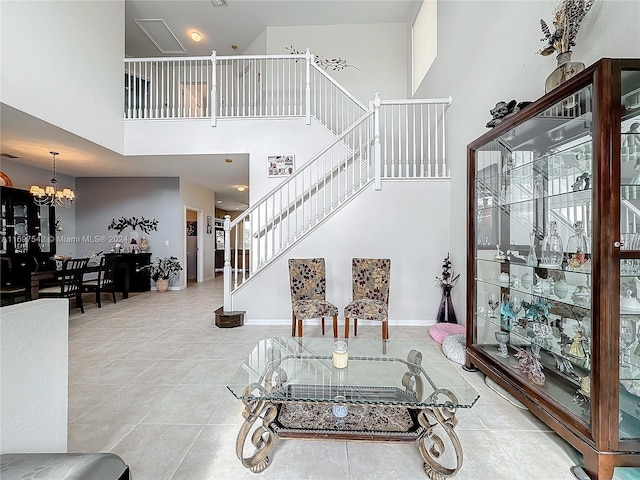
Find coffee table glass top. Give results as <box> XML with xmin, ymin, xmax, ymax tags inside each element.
<box><xmin>227</xmin><ymin>337</ymin><xmax>479</xmax><ymax>408</ymax></box>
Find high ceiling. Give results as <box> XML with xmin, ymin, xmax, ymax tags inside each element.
<box><xmin>1</xmin><ymin>0</ymin><xmax>420</xmax><ymax>211</ymax></box>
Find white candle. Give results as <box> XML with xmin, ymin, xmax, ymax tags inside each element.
<box><xmin>333</xmin><ymin>341</ymin><xmax>348</xmax><ymax>369</ymax></box>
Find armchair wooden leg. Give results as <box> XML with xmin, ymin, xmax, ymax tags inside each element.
<box><xmin>382</xmin><ymin>321</ymin><xmax>388</xmax><ymax>341</ymax></box>
<box><xmin>297</xmin><ymin>318</ymin><xmax>303</xmax><ymax>337</ymax></box>
<box><xmin>354</xmin><ymin>319</ymin><xmax>358</xmax><ymax>337</ymax></box>
<box><xmin>291</xmin><ymin>311</ymin><xmax>296</xmax><ymax>337</ymax></box>
<box><xmin>321</xmin><ymin>317</ymin><xmax>325</xmax><ymax>335</ymax></box>
<box><xmin>332</xmin><ymin>315</ymin><xmax>338</xmax><ymax>339</ymax></box>
<box><xmin>96</xmin><ymin>289</ymin><xmax>102</xmax><ymax>308</ymax></box>
<box><xmin>344</xmin><ymin>317</ymin><xmax>350</xmax><ymax>339</ymax></box>
<box><xmin>77</xmin><ymin>294</ymin><xmax>85</xmax><ymax>314</ymax></box>
<box><xmin>112</xmin><ymin>291</ymin><xmax>117</xmax><ymax>304</ymax></box>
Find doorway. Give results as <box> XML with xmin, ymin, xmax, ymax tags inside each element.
<box><xmin>185</xmin><ymin>207</ymin><xmax>204</xmax><ymax>285</ymax></box>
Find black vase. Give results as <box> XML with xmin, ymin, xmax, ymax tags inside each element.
<box><xmin>437</xmin><ymin>285</ymin><xmax>457</xmax><ymax>323</ymax></box>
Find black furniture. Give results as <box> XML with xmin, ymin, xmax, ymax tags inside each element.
<box><xmin>39</xmin><ymin>258</ymin><xmax>89</xmax><ymax>312</ymax></box>
<box><xmin>104</xmin><ymin>253</ymin><xmax>151</xmax><ymax>293</ymax></box>
<box><xmin>82</xmin><ymin>255</ymin><xmax>118</xmax><ymax>307</ymax></box>
<box><xmin>0</xmin><ymin>186</ymin><xmax>56</xmax><ymax>298</ymax></box>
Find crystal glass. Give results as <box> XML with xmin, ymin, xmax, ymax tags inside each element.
<box><xmin>566</xmin><ymin>220</ymin><xmax>590</xmax><ymax>255</ymax></box>
<box><xmin>487</xmin><ymin>293</ymin><xmax>499</xmax><ymax>319</ymax></box>
<box><xmin>526</xmin><ymin>232</ymin><xmax>538</xmax><ymax>267</ymax></box>
<box><xmin>541</xmin><ymin>221</ymin><xmax>564</xmax><ymax>268</ymax></box>
<box><xmin>495</xmin><ymin>330</ymin><xmax>510</xmax><ymax>358</ymax></box>
<box><xmin>510</xmin><ymin>295</ymin><xmax>524</xmax><ymax>325</ymax></box>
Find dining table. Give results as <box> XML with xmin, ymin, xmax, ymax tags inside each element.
<box><xmin>30</xmin><ymin>260</ymin><xmax>130</xmax><ymax>300</ymax></box>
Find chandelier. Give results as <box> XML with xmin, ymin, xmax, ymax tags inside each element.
<box><xmin>29</xmin><ymin>151</ymin><xmax>75</xmax><ymax>208</ymax></box>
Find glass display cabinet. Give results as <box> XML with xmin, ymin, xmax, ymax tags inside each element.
<box><xmin>0</xmin><ymin>186</ymin><xmax>56</xmax><ymax>293</ymax></box>
<box><xmin>467</xmin><ymin>58</ymin><xmax>640</xmax><ymax>479</ymax></box>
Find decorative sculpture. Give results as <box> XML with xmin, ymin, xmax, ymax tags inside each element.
<box><xmin>486</xmin><ymin>100</ymin><xmax>531</xmax><ymax>128</ymax></box>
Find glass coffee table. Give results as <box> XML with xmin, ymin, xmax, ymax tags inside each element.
<box><xmin>227</xmin><ymin>337</ymin><xmax>479</xmax><ymax>479</ymax></box>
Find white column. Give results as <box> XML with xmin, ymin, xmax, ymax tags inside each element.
<box><xmin>223</xmin><ymin>214</ymin><xmax>232</xmax><ymax>310</ymax></box>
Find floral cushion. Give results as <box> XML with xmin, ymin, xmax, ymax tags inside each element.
<box><xmin>344</xmin><ymin>298</ymin><xmax>388</xmax><ymax>321</ymax></box>
<box><xmin>288</xmin><ymin>258</ymin><xmax>338</xmax><ymax>320</ymax></box>
<box><xmin>293</xmin><ymin>299</ymin><xmax>338</xmax><ymax>319</ymax></box>
<box><xmin>288</xmin><ymin>258</ymin><xmax>328</xmax><ymax>301</ymax></box>
<box><xmin>352</xmin><ymin>258</ymin><xmax>391</xmax><ymax>303</ymax></box>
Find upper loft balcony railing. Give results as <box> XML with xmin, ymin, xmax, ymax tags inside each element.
<box><xmin>124</xmin><ymin>50</ymin><xmax>366</xmax><ymax>138</ymax></box>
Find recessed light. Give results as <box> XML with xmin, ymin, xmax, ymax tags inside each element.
<box><xmin>190</xmin><ymin>31</ymin><xmax>202</xmax><ymax>42</ymax></box>
<box><xmin>225</xmin><ymin>158</ymin><xmax>233</xmax><ymax>163</ymax></box>
<box><xmin>236</xmin><ymin>186</ymin><xmax>246</xmax><ymax>192</ymax></box>
<box><xmin>216</xmin><ymin>200</ymin><xmax>222</xmax><ymax>203</ymax></box>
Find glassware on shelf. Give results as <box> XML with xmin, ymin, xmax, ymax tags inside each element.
<box><xmin>566</xmin><ymin>220</ymin><xmax>590</xmax><ymax>256</ymax></box>
<box><xmin>495</xmin><ymin>330</ymin><xmax>510</xmax><ymax>358</ymax></box>
<box><xmin>540</xmin><ymin>221</ymin><xmax>564</xmax><ymax>268</ymax></box>
<box><xmin>526</xmin><ymin>232</ymin><xmax>538</xmax><ymax>267</ymax></box>
<box><xmin>488</xmin><ymin>293</ymin><xmax>499</xmax><ymax>319</ymax></box>
<box><xmin>510</xmin><ymin>295</ymin><xmax>524</xmax><ymax>326</ymax></box>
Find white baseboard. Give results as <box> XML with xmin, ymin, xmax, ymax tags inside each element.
<box><xmin>243</xmin><ymin>318</ymin><xmax>438</xmax><ymax>327</ymax></box>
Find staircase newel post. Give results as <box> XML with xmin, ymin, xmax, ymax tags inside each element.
<box><xmin>305</xmin><ymin>49</ymin><xmax>312</xmax><ymax>125</ymax></box>
<box><xmin>211</xmin><ymin>50</ymin><xmax>217</xmax><ymax>127</ymax></box>
<box><xmin>223</xmin><ymin>214</ymin><xmax>232</xmax><ymax>310</ymax></box>
<box><xmin>373</xmin><ymin>93</ymin><xmax>382</xmax><ymax>190</ymax></box>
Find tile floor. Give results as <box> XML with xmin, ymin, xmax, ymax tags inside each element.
<box><xmin>67</xmin><ymin>277</ymin><xmax>583</xmax><ymax>479</ymax></box>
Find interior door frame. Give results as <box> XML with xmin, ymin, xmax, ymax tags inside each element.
<box><xmin>184</xmin><ymin>205</ymin><xmax>204</xmax><ymax>284</ymax></box>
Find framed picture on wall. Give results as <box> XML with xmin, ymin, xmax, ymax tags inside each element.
<box><xmin>207</xmin><ymin>216</ymin><xmax>212</xmax><ymax>234</ymax></box>
<box><xmin>267</xmin><ymin>154</ymin><xmax>295</xmax><ymax>177</ymax></box>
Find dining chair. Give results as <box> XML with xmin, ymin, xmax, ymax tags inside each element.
<box><xmin>39</xmin><ymin>258</ymin><xmax>90</xmax><ymax>313</ymax></box>
<box><xmin>344</xmin><ymin>258</ymin><xmax>391</xmax><ymax>340</ymax></box>
<box><xmin>288</xmin><ymin>258</ymin><xmax>339</xmax><ymax>338</ymax></box>
<box><xmin>82</xmin><ymin>255</ymin><xmax>118</xmax><ymax>307</ymax></box>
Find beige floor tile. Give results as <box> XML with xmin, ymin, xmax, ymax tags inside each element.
<box><xmin>111</xmin><ymin>424</ymin><xmax>204</xmax><ymax>480</ymax></box>
<box><xmin>65</xmin><ymin>277</ymin><xmax>584</xmax><ymax>480</ymax></box>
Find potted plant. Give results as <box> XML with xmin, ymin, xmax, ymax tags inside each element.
<box><xmin>141</xmin><ymin>256</ymin><xmax>183</xmax><ymax>292</ymax></box>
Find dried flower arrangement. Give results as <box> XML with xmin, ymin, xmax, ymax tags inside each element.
<box><xmin>538</xmin><ymin>0</ymin><xmax>595</xmax><ymax>56</ymax></box>
<box><xmin>435</xmin><ymin>253</ymin><xmax>460</xmax><ymax>288</ymax></box>
<box><xmin>285</xmin><ymin>46</ymin><xmax>359</xmax><ymax>71</ymax></box>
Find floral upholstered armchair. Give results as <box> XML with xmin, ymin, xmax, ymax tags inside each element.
<box><xmin>288</xmin><ymin>258</ymin><xmax>339</xmax><ymax>338</ymax></box>
<box><xmin>343</xmin><ymin>258</ymin><xmax>391</xmax><ymax>339</ymax></box>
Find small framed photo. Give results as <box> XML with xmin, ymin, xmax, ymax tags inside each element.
<box><xmin>267</xmin><ymin>154</ymin><xmax>295</xmax><ymax>177</ymax></box>
<box><xmin>206</xmin><ymin>216</ymin><xmax>212</xmax><ymax>234</ymax></box>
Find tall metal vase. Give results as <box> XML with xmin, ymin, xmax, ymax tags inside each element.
<box><xmin>437</xmin><ymin>285</ymin><xmax>457</xmax><ymax>323</ymax></box>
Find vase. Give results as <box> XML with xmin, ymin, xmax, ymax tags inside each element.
<box><xmin>545</xmin><ymin>52</ymin><xmax>585</xmax><ymax>108</ymax></box>
<box><xmin>436</xmin><ymin>285</ymin><xmax>457</xmax><ymax>323</ymax></box>
<box><xmin>155</xmin><ymin>278</ymin><xmax>169</xmax><ymax>292</ymax></box>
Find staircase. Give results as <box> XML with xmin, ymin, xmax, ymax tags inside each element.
<box><xmin>124</xmin><ymin>51</ymin><xmax>451</xmax><ymax>311</ymax></box>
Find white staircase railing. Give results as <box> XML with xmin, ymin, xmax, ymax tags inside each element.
<box><xmin>122</xmin><ymin>53</ymin><xmax>452</xmax><ymax>311</ymax></box>
<box><xmin>124</xmin><ymin>50</ymin><xmax>366</xmax><ymax>137</ymax></box>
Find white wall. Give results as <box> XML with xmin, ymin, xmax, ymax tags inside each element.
<box><xmin>234</xmin><ymin>180</ymin><xmax>451</xmax><ymax>324</ymax></box>
<box><xmin>124</xmin><ymin>117</ymin><xmax>335</xmax><ymax>203</ymax></box>
<box><xmin>180</xmin><ymin>179</ymin><xmax>216</xmax><ymax>282</ymax></box>
<box><xmin>244</xmin><ymin>28</ymin><xmax>267</xmax><ymax>54</ymax></box>
<box><xmin>0</xmin><ymin>1</ymin><xmax>125</xmax><ymax>153</ymax></box>
<box><xmin>1</xmin><ymin>300</ymin><xmax>68</xmax><ymax>453</ymax></box>
<box><xmin>415</xmin><ymin>0</ymin><xmax>640</xmax><ymax>319</ymax></box>
<box><xmin>265</xmin><ymin>23</ymin><xmax>409</xmax><ymax>104</ymax></box>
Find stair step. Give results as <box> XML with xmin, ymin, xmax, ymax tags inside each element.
<box><xmin>214</xmin><ymin>306</ymin><xmax>244</xmax><ymax>328</ymax></box>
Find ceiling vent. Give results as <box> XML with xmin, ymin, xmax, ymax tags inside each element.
<box><xmin>211</xmin><ymin>0</ymin><xmax>229</xmax><ymax>6</ymax></box>
<box><xmin>134</xmin><ymin>19</ymin><xmax>187</xmax><ymax>54</ymax></box>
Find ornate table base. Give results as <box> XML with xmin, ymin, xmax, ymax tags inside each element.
<box><xmin>235</xmin><ymin>386</ymin><xmax>464</xmax><ymax>478</ymax></box>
